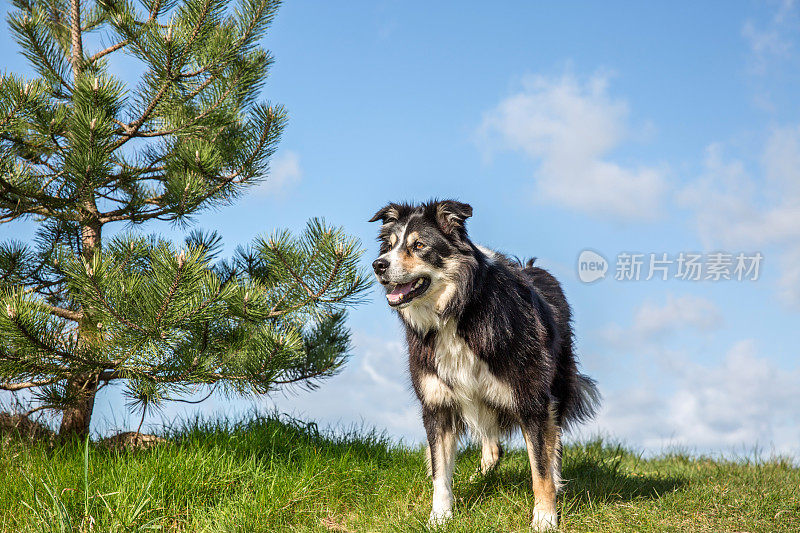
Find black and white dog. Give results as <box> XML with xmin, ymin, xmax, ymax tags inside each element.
<box><xmin>369</xmin><ymin>200</ymin><xmax>599</xmax><ymax>530</ymax></box>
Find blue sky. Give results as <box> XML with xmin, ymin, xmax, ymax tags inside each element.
<box><xmin>2</xmin><ymin>1</ymin><xmax>799</xmax><ymax>456</ymax></box>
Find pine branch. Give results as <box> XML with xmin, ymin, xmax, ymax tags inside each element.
<box><xmin>8</xmin><ymin>10</ymin><xmax>72</xmax><ymax>91</ymax></box>
<box><xmin>41</xmin><ymin>301</ymin><xmax>82</xmax><ymax>321</ymax></box>
<box><xmin>0</xmin><ymin>379</ymin><xmax>60</xmax><ymax>391</ymax></box>
<box><xmin>154</xmin><ymin>254</ymin><xmax>185</xmax><ymax>324</ymax></box>
<box><xmin>0</xmin><ymin>100</ymin><xmax>22</xmax><ymax>130</ymax></box>
<box><xmin>112</xmin><ymin>80</ymin><xmax>172</xmax><ymax>148</ymax></box>
<box><xmin>133</xmin><ymin>75</ymin><xmax>220</xmax><ymax>137</ymax></box>
<box><xmin>22</xmin><ymin>404</ymin><xmax>52</xmax><ymax>417</ymax></box>
<box><xmin>168</xmin><ymin>388</ymin><xmax>214</xmax><ymax>404</ymax></box>
<box><xmin>100</xmin><ymin>109</ymin><xmax>282</xmax><ymax>223</ymax></box>
<box><xmin>179</xmin><ymin>65</ymin><xmax>211</xmax><ymax>79</ymax></box>
<box><xmin>271</xmin><ymin>245</ymin><xmax>315</xmax><ymax>299</ymax></box>
<box><xmin>181</xmin><ymin>0</ymin><xmax>215</xmax><ymax>60</ymax></box>
<box><xmin>314</xmin><ymin>253</ymin><xmax>344</xmax><ymax>301</ymax></box>
<box><xmin>87</xmin><ymin>0</ymin><xmax>163</xmax><ymax>63</ymax></box>
<box><xmin>85</xmin><ymin>272</ymin><xmax>147</xmax><ymax>332</ymax></box>
<box><xmin>5</xmin><ymin>311</ymin><xmax>72</xmax><ymax>361</ymax></box>
<box><xmin>112</xmin><ymin>0</ymin><xmax>214</xmax><ymax>148</ymax></box>
<box><xmin>0</xmin><ymin>171</ymin><xmax>74</xmax><ymax>214</ymax></box>
<box><xmin>173</xmin><ymin>287</ymin><xmax>222</xmax><ymax>324</ymax></box>
<box><xmin>223</xmin><ymin>108</ymin><xmax>284</xmax><ymax>179</ymax></box>
<box><xmin>87</xmin><ymin>39</ymin><xmax>128</xmax><ymax>63</ymax></box>
<box><xmin>99</xmin><ymin>206</ymin><xmax>171</xmax><ymax>223</ymax></box>
<box><xmin>99</xmin><ymin>352</ymin><xmax>206</xmax><ymax>384</ymax></box>
<box><xmin>272</xmin><ymin>368</ymin><xmax>336</xmax><ymax>386</ymax></box>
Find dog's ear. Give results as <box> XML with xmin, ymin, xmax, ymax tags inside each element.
<box><xmin>435</xmin><ymin>200</ymin><xmax>473</xmax><ymax>236</ymax></box>
<box><xmin>369</xmin><ymin>203</ymin><xmax>402</xmax><ymax>224</ymax></box>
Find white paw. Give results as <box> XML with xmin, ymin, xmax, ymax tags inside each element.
<box><xmin>428</xmin><ymin>508</ymin><xmax>452</xmax><ymax>528</ymax></box>
<box><xmin>530</xmin><ymin>509</ymin><xmax>558</xmax><ymax>531</ymax></box>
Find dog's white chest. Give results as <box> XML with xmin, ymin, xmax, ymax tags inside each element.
<box><xmin>433</xmin><ymin>322</ymin><xmax>492</xmax><ymax>399</ymax></box>
<box><xmin>429</xmin><ymin>321</ymin><xmax>515</xmax><ymax>437</ymax></box>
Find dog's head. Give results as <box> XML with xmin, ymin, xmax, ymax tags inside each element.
<box><xmin>368</xmin><ymin>200</ymin><xmax>473</xmax><ymax>311</ymax></box>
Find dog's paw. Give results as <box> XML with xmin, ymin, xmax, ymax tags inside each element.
<box><xmin>530</xmin><ymin>509</ymin><xmax>558</xmax><ymax>531</ymax></box>
<box><xmin>427</xmin><ymin>508</ymin><xmax>452</xmax><ymax>529</ymax></box>
<box><xmin>480</xmin><ymin>442</ymin><xmax>503</xmax><ymax>474</ymax></box>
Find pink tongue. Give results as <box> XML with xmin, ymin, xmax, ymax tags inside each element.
<box><xmin>387</xmin><ymin>280</ymin><xmax>417</xmax><ymax>303</ymax></box>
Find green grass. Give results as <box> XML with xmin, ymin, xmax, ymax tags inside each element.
<box><xmin>1</xmin><ymin>413</ymin><xmax>798</xmax><ymax>532</ymax></box>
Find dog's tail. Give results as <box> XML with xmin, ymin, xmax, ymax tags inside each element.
<box><xmin>564</xmin><ymin>373</ymin><xmax>601</xmax><ymax>427</ymax></box>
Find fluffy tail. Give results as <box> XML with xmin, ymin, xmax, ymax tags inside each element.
<box><xmin>565</xmin><ymin>374</ymin><xmax>601</xmax><ymax>427</ymax></box>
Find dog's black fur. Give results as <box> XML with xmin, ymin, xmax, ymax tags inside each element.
<box><xmin>370</xmin><ymin>199</ymin><xmax>598</xmax><ymax>529</ymax></box>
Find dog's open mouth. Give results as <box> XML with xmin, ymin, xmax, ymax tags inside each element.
<box><xmin>386</xmin><ymin>277</ymin><xmax>430</xmax><ymax>306</ymax></box>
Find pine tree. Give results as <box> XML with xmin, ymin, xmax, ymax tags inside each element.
<box><xmin>0</xmin><ymin>0</ymin><xmax>371</xmax><ymax>438</ymax></box>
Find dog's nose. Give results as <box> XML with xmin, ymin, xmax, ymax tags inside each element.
<box><xmin>372</xmin><ymin>258</ymin><xmax>389</xmax><ymax>275</ymax></box>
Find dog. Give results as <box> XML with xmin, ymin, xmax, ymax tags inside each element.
<box><xmin>369</xmin><ymin>199</ymin><xmax>599</xmax><ymax>530</ymax></box>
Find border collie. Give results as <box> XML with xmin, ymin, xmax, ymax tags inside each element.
<box><xmin>369</xmin><ymin>200</ymin><xmax>599</xmax><ymax>531</ymax></box>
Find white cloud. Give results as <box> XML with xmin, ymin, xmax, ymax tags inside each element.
<box><xmin>601</xmin><ymin>294</ymin><xmax>722</xmax><ymax>349</ymax></box>
<box><xmin>776</xmin><ymin>246</ymin><xmax>800</xmax><ymax>308</ymax></box>
<box><xmin>679</xmin><ymin>128</ymin><xmax>800</xmax><ymax>306</ymax></box>
<box><xmin>743</xmin><ymin>21</ymin><xmax>791</xmax><ymax>72</ymax></box>
<box><xmin>478</xmin><ymin>72</ymin><xmax>667</xmax><ymax>220</ymax></box>
<box><xmin>581</xmin><ymin>340</ymin><xmax>800</xmax><ymax>457</ymax></box>
<box><xmin>680</xmin><ymin>139</ymin><xmax>800</xmax><ymax>248</ymax></box>
<box><xmin>632</xmin><ymin>294</ymin><xmax>722</xmax><ymax>338</ymax></box>
<box><xmin>677</xmin><ymin>144</ymin><xmax>760</xmax><ymax>247</ymax></box>
<box><xmin>588</xmin><ymin>295</ymin><xmax>799</xmax><ymax>456</ymax></box>
<box><xmin>667</xmin><ymin>340</ymin><xmax>794</xmax><ymax>449</ymax></box>
<box><xmin>763</xmin><ymin>124</ymin><xmax>800</xmax><ymax>199</ymax></box>
<box><xmin>742</xmin><ymin>0</ymin><xmax>798</xmax><ymax>75</ymax></box>
<box><xmin>255</xmin><ymin>150</ymin><xmax>302</xmax><ymax>195</ymax></box>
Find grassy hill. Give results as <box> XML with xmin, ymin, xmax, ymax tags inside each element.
<box><xmin>1</xmin><ymin>413</ymin><xmax>798</xmax><ymax>532</ymax></box>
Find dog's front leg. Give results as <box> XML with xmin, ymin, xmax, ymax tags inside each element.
<box><xmin>423</xmin><ymin>406</ymin><xmax>458</xmax><ymax>526</ymax></box>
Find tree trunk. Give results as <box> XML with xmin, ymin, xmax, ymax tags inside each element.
<box><xmin>70</xmin><ymin>0</ymin><xmax>83</xmax><ymax>78</ymax></box>
<box><xmin>58</xmin><ymin>374</ymin><xmax>98</xmax><ymax>438</ymax></box>
<box><xmin>59</xmin><ymin>198</ymin><xmax>102</xmax><ymax>438</ymax></box>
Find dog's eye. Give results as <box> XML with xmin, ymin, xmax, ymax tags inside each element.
<box><xmin>414</xmin><ymin>241</ymin><xmax>425</xmax><ymax>250</ymax></box>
